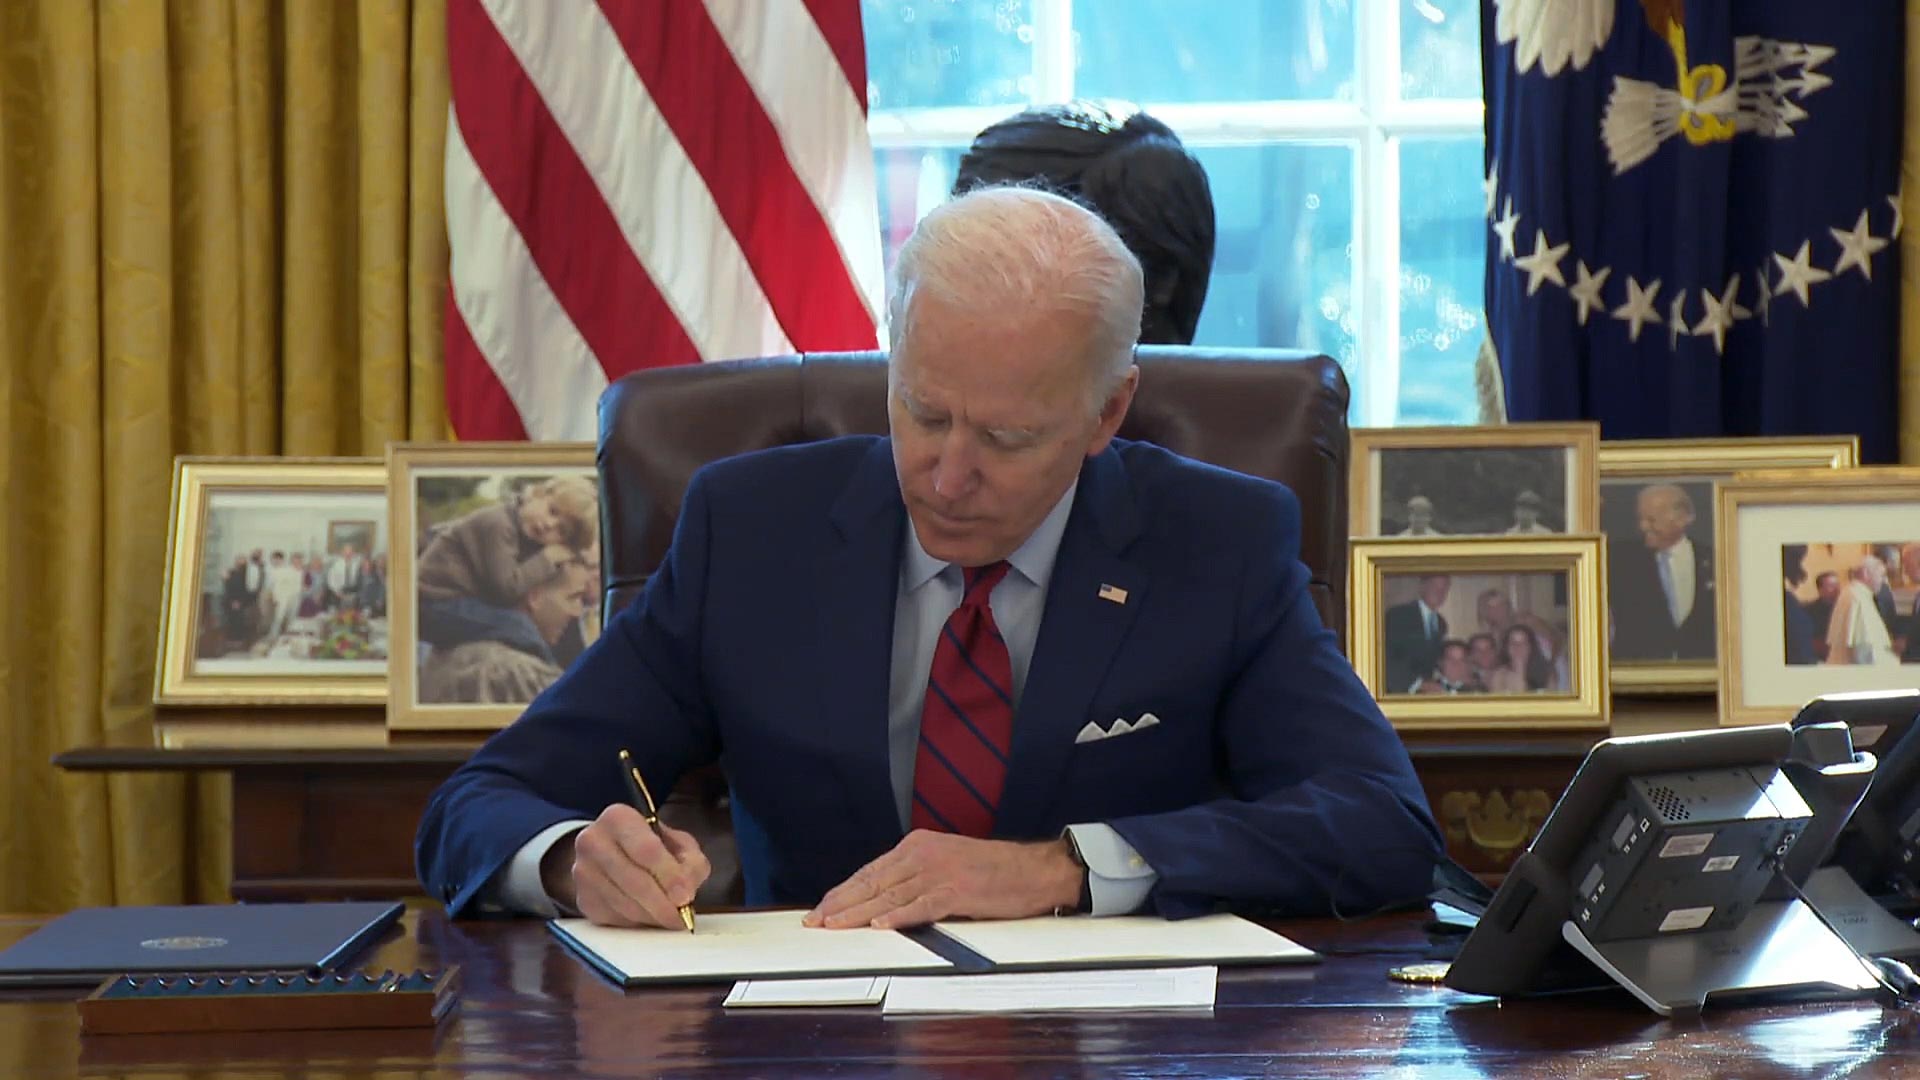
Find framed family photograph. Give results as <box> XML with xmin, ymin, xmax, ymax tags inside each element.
<box><xmin>1598</xmin><ymin>436</ymin><xmax>1858</xmax><ymax>693</ymax></box>
<box><xmin>1348</xmin><ymin>536</ymin><xmax>1608</xmax><ymax>731</ymax></box>
<box><xmin>1718</xmin><ymin>469</ymin><xmax>1920</xmax><ymax>725</ymax></box>
<box><xmin>1350</xmin><ymin>423</ymin><xmax>1599</xmax><ymax>540</ymax></box>
<box><xmin>387</xmin><ymin>442</ymin><xmax>601</xmax><ymax>731</ymax></box>
<box><xmin>154</xmin><ymin>458</ymin><xmax>390</xmax><ymax>705</ymax></box>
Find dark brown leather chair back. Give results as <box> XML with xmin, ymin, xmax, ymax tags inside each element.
<box><xmin>594</xmin><ymin>347</ymin><xmax>1351</xmax><ymax>906</ymax></box>
<box><xmin>598</xmin><ymin>346</ymin><xmax>1352</xmax><ymax>633</ymax></box>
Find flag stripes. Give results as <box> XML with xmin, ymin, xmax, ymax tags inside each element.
<box><xmin>444</xmin><ymin>0</ymin><xmax>882</xmax><ymax>441</ymax></box>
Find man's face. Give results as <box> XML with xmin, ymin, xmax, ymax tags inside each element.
<box><xmin>340</xmin><ymin>543</ymin><xmax>357</xmax><ymax>560</ymax></box>
<box><xmin>1863</xmin><ymin>560</ymin><xmax>1888</xmax><ymax>590</ymax></box>
<box><xmin>1418</xmin><ymin>575</ymin><xmax>1451</xmax><ymax>608</ymax></box>
<box><xmin>1636</xmin><ymin>489</ymin><xmax>1692</xmax><ymax>551</ymax></box>
<box><xmin>1480</xmin><ymin>591</ymin><xmax>1512</xmax><ymax>627</ymax></box>
<box><xmin>1817</xmin><ymin>573</ymin><xmax>1841</xmax><ymax>602</ymax></box>
<box><xmin>1514</xmin><ymin>504</ymin><xmax>1539</xmax><ymax>526</ymax></box>
<box><xmin>1407</xmin><ymin>502</ymin><xmax>1432</xmax><ymax>530</ymax></box>
<box><xmin>1438</xmin><ymin>645</ymin><xmax>1470</xmax><ymax>684</ymax></box>
<box><xmin>1468</xmin><ymin>636</ymin><xmax>1498</xmax><ymax>672</ymax></box>
<box><xmin>889</xmin><ymin>290</ymin><xmax>1134</xmax><ymax>567</ymax></box>
<box><xmin>526</xmin><ymin>563</ymin><xmax>590</xmax><ymax>645</ymax></box>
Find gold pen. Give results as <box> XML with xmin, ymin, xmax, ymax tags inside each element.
<box><xmin>618</xmin><ymin>748</ymin><xmax>696</xmax><ymax>932</ymax></box>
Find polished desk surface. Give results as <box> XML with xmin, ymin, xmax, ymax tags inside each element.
<box><xmin>4</xmin><ymin>908</ymin><xmax>1917</xmax><ymax>1079</ymax></box>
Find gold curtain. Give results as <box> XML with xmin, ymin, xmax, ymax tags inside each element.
<box><xmin>0</xmin><ymin>0</ymin><xmax>449</xmax><ymax>913</ymax></box>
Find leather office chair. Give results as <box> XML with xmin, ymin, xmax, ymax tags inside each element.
<box><xmin>595</xmin><ymin>346</ymin><xmax>1352</xmax><ymax>904</ymax></box>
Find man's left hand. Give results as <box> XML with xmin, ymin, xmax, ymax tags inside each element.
<box><xmin>803</xmin><ymin>830</ymin><xmax>1083</xmax><ymax>930</ymax></box>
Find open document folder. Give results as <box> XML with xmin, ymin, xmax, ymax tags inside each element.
<box><xmin>548</xmin><ymin>911</ymin><xmax>955</xmax><ymax>986</ymax></box>
<box><xmin>553</xmin><ymin>909</ymin><xmax>1314</xmax><ymax>986</ymax></box>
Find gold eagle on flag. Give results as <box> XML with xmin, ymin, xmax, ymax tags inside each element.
<box><xmin>1492</xmin><ymin>0</ymin><xmax>1834</xmax><ymax>174</ymax></box>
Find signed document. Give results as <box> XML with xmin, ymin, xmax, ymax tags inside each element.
<box><xmin>549</xmin><ymin>910</ymin><xmax>954</xmax><ymax>986</ymax></box>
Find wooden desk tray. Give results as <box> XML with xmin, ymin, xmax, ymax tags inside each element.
<box><xmin>78</xmin><ymin>967</ymin><xmax>461</xmax><ymax>1035</ymax></box>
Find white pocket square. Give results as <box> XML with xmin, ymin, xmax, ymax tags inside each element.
<box><xmin>1074</xmin><ymin>712</ymin><xmax>1162</xmax><ymax>744</ymax></box>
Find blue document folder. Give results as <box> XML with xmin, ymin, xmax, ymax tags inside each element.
<box><xmin>0</xmin><ymin>900</ymin><xmax>403</xmax><ymax>987</ymax></box>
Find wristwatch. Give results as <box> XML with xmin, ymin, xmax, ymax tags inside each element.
<box><xmin>1058</xmin><ymin>828</ymin><xmax>1093</xmax><ymax>916</ymax></box>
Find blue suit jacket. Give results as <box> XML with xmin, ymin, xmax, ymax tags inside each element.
<box><xmin>416</xmin><ymin>437</ymin><xmax>1442</xmax><ymax>919</ymax></box>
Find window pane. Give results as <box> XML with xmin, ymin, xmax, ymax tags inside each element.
<box><xmin>873</xmin><ymin>146</ymin><xmax>966</xmax><ymax>277</ymax></box>
<box><xmin>861</xmin><ymin>0</ymin><xmax>1034</xmax><ymax>110</ymax></box>
<box><xmin>1397</xmin><ymin>138</ymin><xmax>1484</xmax><ymax>425</ymax></box>
<box><xmin>1400</xmin><ymin>0</ymin><xmax>1482</xmax><ymax>99</ymax></box>
<box><xmin>1187</xmin><ymin>144</ymin><xmax>1358</xmax><ymax>401</ymax></box>
<box><xmin>1074</xmin><ymin>0</ymin><xmax>1355</xmax><ymax>104</ymax></box>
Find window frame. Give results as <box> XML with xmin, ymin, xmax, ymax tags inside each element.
<box><xmin>863</xmin><ymin>0</ymin><xmax>1485</xmax><ymax>426</ymax></box>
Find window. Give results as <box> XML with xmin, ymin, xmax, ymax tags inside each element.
<box><xmin>863</xmin><ymin>0</ymin><xmax>1486</xmax><ymax>426</ymax></box>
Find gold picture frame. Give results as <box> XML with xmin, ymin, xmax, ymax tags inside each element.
<box><xmin>1348</xmin><ymin>536</ymin><xmax>1609</xmax><ymax>731</ymax></box>
<box><xmin>1599</xmin><ymin>436</ymin><xmax>1859</xmax><ymax>694</ymax></box>
<box><xmin>1350</xmin><ymin>422</ymin><xmax>1600</xmax><ymax>540</ymax></box>
<box><xmin>387</xmin><ymin>441</ymin><xmax>600</xmax><ymax>732</ymax></box>
<box><xmin>1717</xmin><ymin>468</ymin><xmax>1920</xmax><ymax>726</ymax></box>
<box><xmin>154</xmin><ymin>457</ymin><xmax>390</xmax><ymax>706</ymax></box>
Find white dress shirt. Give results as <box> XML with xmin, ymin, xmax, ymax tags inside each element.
<box><xmin>1659</xmin><ymin>536</ymin><xmax>1695</xmax><ymax>628</ymax></box>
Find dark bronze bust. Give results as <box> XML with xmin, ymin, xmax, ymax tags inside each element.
<box><xmin>952</xmin><ymin>100</ymin><xmax>1216</xmax><ymax>345</ymax></box>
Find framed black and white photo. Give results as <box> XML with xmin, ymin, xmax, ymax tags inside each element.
<box><xmin>1350</xmin><ymin>423</ymin><xmax>1599</xmax><ymax>540</ymax></box>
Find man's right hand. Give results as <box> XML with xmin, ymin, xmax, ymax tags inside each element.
<box><xmin>541</xmin><ymin>804</ymin><xmax>711</xmax><ymax>927</ymax></box>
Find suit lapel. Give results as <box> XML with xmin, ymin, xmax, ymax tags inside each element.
<box><xmin>816</xmin><ymin>440</ymin><xmax>909</xmax><ymax>851</ymax></box>
<box><xmin>994</xmin><ymin>448</ymin><xmax>1146</xmax><ymax>836</ymax></box>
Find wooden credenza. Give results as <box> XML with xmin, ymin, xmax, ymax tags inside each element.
<box><xmin>54</xmin><ymin>695</ymin><xmax>1713</xmax><ymax>902</ymax></box>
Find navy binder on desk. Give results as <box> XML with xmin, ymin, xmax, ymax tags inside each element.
<box><xmin>0</xmin><ymin>901</ymin><xmax>404</xmax><ymax>987</ymax></box>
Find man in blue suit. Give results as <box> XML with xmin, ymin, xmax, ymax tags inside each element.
<box><xmin>416</xmin><ymin>187</ymin><xmax>1441</xmax><ymax>930</ymax></box>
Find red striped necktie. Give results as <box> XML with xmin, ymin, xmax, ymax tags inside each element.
<box><xmin>909</xmin><ymin>561</ymin><xmax>1014</xmax><ymax>837</ymax></box>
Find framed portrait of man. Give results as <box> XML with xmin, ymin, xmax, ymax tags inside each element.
<box><xmin>1599</xmin><ymin>436</ymin><xmax>1857</xmax><ymax>693</ymax></box>
<box><xmin>387</xmin><ymin>442</ymin><xmax>601</xmax><ymax>732</ymax></box>
<box><xmin>1718</xmin><ymin>469</ymin><xmax>1920</xmax><ymax>725</ymax></box>
<box><xmin>1348</xmin><ymin>536</ymin><xmax>1608</xmax><ymax>731</ymax></box>
<box><xmin>1350</xmin><ymin>423</ymin><xmax>1600</xmax><ymax>541</ymax></box>
<box><xmin>153</xmin><ymin>458</ymin><xmax>390</xmax><ymax>706</ymax></box>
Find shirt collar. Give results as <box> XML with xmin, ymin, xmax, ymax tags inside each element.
<box><xmin>1662</xmin><ymin>535</ymin><xmax>1693</xmax><ymax>562</ymax></box>
<box><xmin>900</xmin><ymin>479</ymin><xmax>1080</xmax><ymax>594</ymax></box>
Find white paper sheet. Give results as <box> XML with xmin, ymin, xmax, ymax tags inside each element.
<box><xmin>882</xmin><ymin>965</ymin><xmax>1217</xmax><ymax>1015</ymax></box>
<box><xmin>550</xmin><ymin>910</ymin><xmax>953</xmax><ymax>983</ymax></box>
<box><xmin>723</xmin><ymin>976</ymin><xmax>891</xmax><ymax>1007</ymax></box>
<box><xmin>932</xmin><ymin>913</ymin><xmax>1316</xmax><ymax>968</ymax></box>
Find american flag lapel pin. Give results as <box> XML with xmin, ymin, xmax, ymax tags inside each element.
<box><xmin>1097</xmin><ymin>583</ymin><xmax>1128</xmax><ymax>605</ymax></box>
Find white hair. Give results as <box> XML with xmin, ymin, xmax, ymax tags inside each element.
<box><xmin>886</xmin><ymin>185</ymin><xmax>1144</xmax><ymax>413</ymax></box>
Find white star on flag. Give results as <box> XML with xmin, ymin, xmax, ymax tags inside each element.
<box><xmin>1514</xmin><ymin>228</ymin><xmax>1570</xmax><ymax>295</ymax></box>
<box><xmin>1830</xmin><ymin>209</ymin><xmax>1888</xmax><ymax>281</ymax></box>
<box><xmin>1484</xmin><ymin>160</ymin><xmax>1500</xmax><ymax>219</ymax></box>
<box><xmin>1692</xmin><ymin>275</ymin><xmax>1747</xmax><ymax>355</ymax></box>
<box><xmin>1668</xmin><ymin>290</ymin><xmax>1690</xmax><ymax>350</ymax></box>
<box><xmin>1889</xmin><ymin>185</ymin><xmax>1904</xmax><ymax>240</ymax></box>
<box><xmin>1611</xmin><ymin>276</ymin><xmax>1662</xmax><ymax>343</ymax></box>
<box><xmin>1492</xmin><ymin>197</ymin><xmax>1521</xmax><ymax>262</ymax></box>
<box><xmin>1773</xmin><ymin>239</ymin><xmax>1831</xmax><ymax>306</ymax></box>
<box><xmin>1566</xmin><ymin>261</ymin><xmax>1610</xmax><ymax>325</ymax></box>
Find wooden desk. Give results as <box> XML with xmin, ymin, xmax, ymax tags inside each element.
<box><xmin>4</xmin><ymin>908</ymin><xmax>1912</xmax><ymax>1078</ymax></box>
<box><xmin>53</xmin><ymin>696</ymin><xmax>1712</xmax><ymax>901</ymax></box>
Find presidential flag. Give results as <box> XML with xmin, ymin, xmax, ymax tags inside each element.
<box><xmin>444</xmin><ymin>0</ymin><xmax>885</xmax><ymax>441</ymax></box>
<box><xmin>1483</xmin><ymin>1</ymin><xmax>1904</xmax><ymax>462</ymax></box>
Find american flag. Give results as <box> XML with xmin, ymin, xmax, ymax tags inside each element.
<box><xmin>444</xmin><ymin>0</ymin><xmax>885</xmax><ymax>441</ymax></box>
